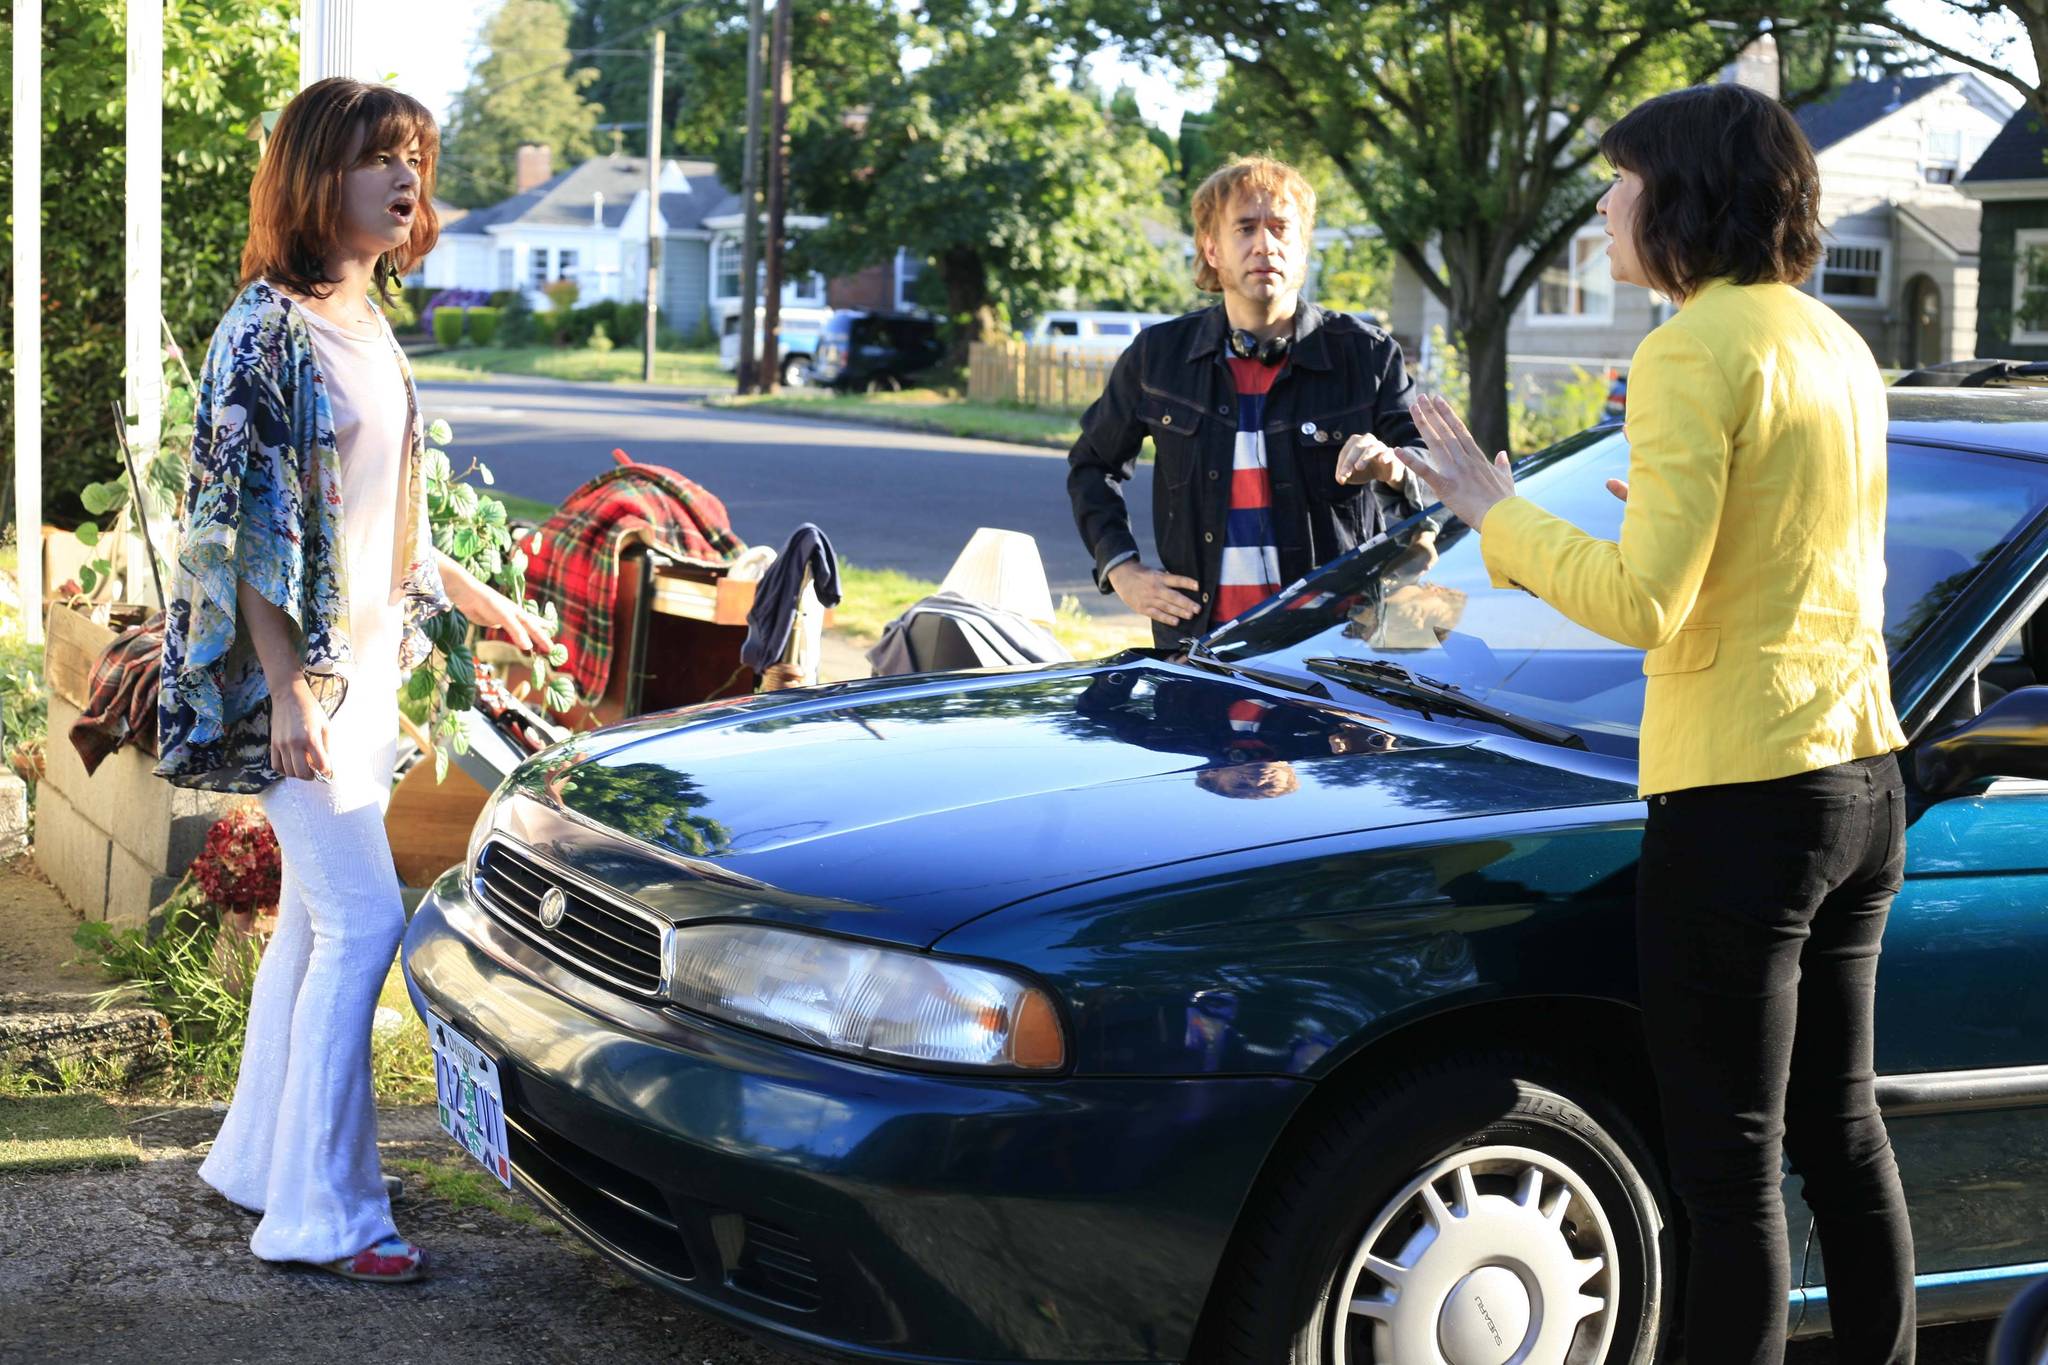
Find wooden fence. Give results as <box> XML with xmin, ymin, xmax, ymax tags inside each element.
<box><xmin>968</xmin><ymin>341</ymin><xmax>1118</xmax><ymax>413</ymax></box>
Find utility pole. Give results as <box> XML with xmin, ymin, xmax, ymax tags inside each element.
<box><xmin>760</xmin><ymin>0</ymin><xmax>793</xmax><ymax>394</ymax></box>
<box><xmin>735</xmin><ymin>0</ymin><xmax>766</xmax><ymax>394</ymax></box>
<box><xmin>642</xmin><ymin>28</ymin><xmax>665</xmax><ymax>383</ymax></box>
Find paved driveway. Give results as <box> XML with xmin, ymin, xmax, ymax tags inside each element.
<box><xmin>0</xmin><ymin>1101</ymin><xmax>1999</xmax><ymax>1365</ymax></box>
<box><xmin>415</xmin><ymin>378</ymin><xmax>1155</xmax><ymax>612</ymax></box>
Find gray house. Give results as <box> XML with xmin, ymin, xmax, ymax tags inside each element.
<box><xmin>1960</xmin><ymin>106</ymin><xmax>2048</xmax><ymax>360</ymax></box>
<box><xmin>1388</xmin><ymin>62</ymin><xmax>2014</xmax><ymax>391</ymax></box>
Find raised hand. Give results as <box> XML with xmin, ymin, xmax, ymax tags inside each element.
<box><xmin>1395</xmin><ymin>394</ymin><xmax>1517</xmax><ymax>531</ymax></box>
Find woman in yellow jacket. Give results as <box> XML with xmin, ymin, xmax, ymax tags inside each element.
<box><xmin>1401</xmin><ymin>84</ymin><xmax>1915</xmax><ymax>1364</ymax></box>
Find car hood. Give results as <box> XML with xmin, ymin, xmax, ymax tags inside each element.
<box><xmin>506</xmin><ymin>661</ymin><xmax>1635</xmax><ymax>947</ymax></box>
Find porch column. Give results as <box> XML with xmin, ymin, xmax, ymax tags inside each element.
<box><xmin>300</xmin><ymin>0</ymin><xmax>363</xmax><ymax>88</ymax></box>
<box><xmin>125</xmin><ymin>0</ymin><xmax>163</xmax><ymax>592</ymax></box>
<box><xmin>12</xmin><ymin>0</ymin><xmax>43</xmax><ymax>639</ymax></box>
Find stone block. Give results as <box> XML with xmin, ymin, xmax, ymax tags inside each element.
<box><xmin>0</xmin><ymin>772</ymin><xmax>26</xmax><ymax>859</ymax></box>
<box><xmin>44</xmin><ymin>694</ymin><xmax>245</xmax><ymax>877</ymax></box>
<box><xmin>32</xmin><ymin>786</ymin><xmax>110</xmax><ymax>920</ymax></box>
<box><xmin>106</xmin><ymin>841</ymin><xmax>173</xmax><ymax>932</ymax></box>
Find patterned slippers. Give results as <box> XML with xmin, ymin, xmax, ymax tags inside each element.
<box><xmin>314</xmin><ymin>1236</ymin><xmax>426</xmax><ymax>1283</ymax></box>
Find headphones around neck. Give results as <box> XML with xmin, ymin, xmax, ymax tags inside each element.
<box><xmin>1227</xmin><ymin>328</ymin><xmax>1292</xmax><ymax>366</ymax></box>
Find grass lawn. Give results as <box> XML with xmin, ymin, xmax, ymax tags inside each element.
<box><xmin>0</xmin><ymin>1094</ymin><xmax>140</xmax><ymax>1173</ymax></box>
<box><xmin>407</xmin><ymin>344</ymin><xmax>730</xmax><ymax>390</ymax></box>
<box><xmin>836</xmin><ymin>563</ymin><xmax>1151</xmax><ymax>660</ymax></box>
<box><xmin>709</xmin><ymin>389</ymin><xmax>1084</xmax><ymax>450</ymax></box>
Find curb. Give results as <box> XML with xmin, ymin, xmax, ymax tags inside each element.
<box><xmin>701</xmin><ymin>398</ymin><xmax>1074</xmax><ymax>451</ymax></box>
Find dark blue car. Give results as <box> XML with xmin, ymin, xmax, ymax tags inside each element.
<box><xmin>404</xmin><ymin>388</ymin><xmax>2048</xmax><ymax>1364</ymax></box>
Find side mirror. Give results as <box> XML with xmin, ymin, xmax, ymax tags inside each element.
<box><xmin>1915</xmin><ymin>685</ymin><xmax>2048</xmax><ymax>797</ymax></box>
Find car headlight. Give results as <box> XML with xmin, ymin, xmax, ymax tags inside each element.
<box><xmin>668</xmin><ymin>923</ymin><xmax>1065</xmax><ymax>1073</ymax></box>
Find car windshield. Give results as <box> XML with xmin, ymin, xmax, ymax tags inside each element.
<box><xmin>1199</xmin><ymin>427</ymin><xmax>2048</xmax><ymax>757</ymax></box>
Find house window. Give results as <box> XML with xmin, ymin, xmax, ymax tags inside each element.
<box><xmin>1817</xmin><ymin>242</ymin><xmax>1885</xmax><ymax>304</ymax></box>
<box><xmin>785</xmin><ymin>271</ymin><xmax>825</xmax><ymax>306</ymax></box>
<box><xmin>557</xmin><ymin>248</ymin><xmax>578</xmax><ymax>281</ymax></box>
<box><xmin>1924</xmin><ymin>128</ymin><xmax>1963</xmax><ymax>184</ymax></box>
<box><xmin>894</xmin><ymin>249</ymin><xmax>924</xmax><ymax>311</ymax></box>
<box><xmin>713</xmin><ymin>237</ymin><xmax>742</xmax><ymax>300</ymax></box>
<box><xmin>528</xmin><ymin>247</ymin><xmax>551</xmax><ymax>289</ymax></box>
<box><xmin>496</xmin><ymin>248</ymin><xmax>514</xmax><ymax>290</ymax></box>
<box><xmin>2012</xmin><ymin>229</ymin><xmax>2048</xmax><ymax>343</ymax></box>
<box><xmin>1529</xmin><ymin>231</ymin><xmax>1613</xmax><ymax>324</ymax></box>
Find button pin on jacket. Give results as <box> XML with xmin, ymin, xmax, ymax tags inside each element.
<box><xmin>1300</xmin><ymin>421</ymin><xmax>1318</xmax><ymax>436</ymax></box>
<box><xmin>1162</xmin><ymin>414</ymin><xmax>1173</xmax><ymax>426</ymax></box>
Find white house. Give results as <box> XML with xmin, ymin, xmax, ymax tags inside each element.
<box><xmin>415</xmin><ymin>148</ymin><xmax>868</xmax><ymax>338</ymax></box>
<box><xmin>1387</xmin><ymin>57</ymin><xmax>2017</xmax><ymax>390</ymax></box>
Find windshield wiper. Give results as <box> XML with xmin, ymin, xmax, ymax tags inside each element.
<box><xmin>1302</xmin><ymin>656</ymin><xmax>1587</xmax><ymax>751</ymax></box>
<box><xmin>1185</xmin><ymin>642</ymin><xmax>1331</xmax><ymax>700</ymax></box>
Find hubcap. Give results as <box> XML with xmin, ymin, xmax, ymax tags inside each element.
<box><xmin>1333</xmin><ymin>1145</ymin><xmax>1619</xmax><ymax>1365</ymax></box>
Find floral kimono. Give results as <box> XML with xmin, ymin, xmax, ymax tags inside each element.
<box><xmin>155</xmin><ymin>281</ymin><xmax>449</xmax><ymax>793</ymax></box>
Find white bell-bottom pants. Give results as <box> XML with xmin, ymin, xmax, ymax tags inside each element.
<box><xmin>197</xmin><ymin>688</ymin><xmax>404</xmax><ymax>1264</ymax></box>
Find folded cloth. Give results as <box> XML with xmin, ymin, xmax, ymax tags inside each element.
<box><xmin>741</xmin><ymin>524</ymin><xmax>842</xmax><ymax>672</ymax></box>
<box><xmin>866</xmin><ymin>592</ymin><xmax>1070</xmax><ymax>677</ymax></box>
<box><xmin>522</xmin><ymin>454</ymin><xmax>745</xmax><ymax>703</ymax></box>
<box><xmin>72</xmin><ymin>613</ymin><xmax>167</xmax><ymax>775</ymax></box>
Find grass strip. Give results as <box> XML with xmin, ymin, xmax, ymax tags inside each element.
<box><xmin>707</xmin><ymin>390</ymin><xmax>1084</xmax><ymax>450</ymax></box>
<box><xmin>388</xmin><ymin>1154</ymin><xmax>563</xmax><ymax>1234</ymax></box>
<box><xmin>407</xmin><ymin>345</ymin><xmax>730</xmax><ymax>390</ymax></box>
<box><xmin>834</xmin><ymin>563</ymin><xmax>1151</xmax><ymax>659</ymax></box>
<box><xmin>0</xmin><ymin>1094</ymin><xmax>140</xmax><ymax>1172</ymax></box>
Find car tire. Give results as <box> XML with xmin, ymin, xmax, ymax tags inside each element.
<box><xmin>865</xmin><ymin>372</ymin><xmax>902</xmax><ymax>394</ymax></box>
<box><xmin>782</xmin><ymin>355</ymin><xmax>812</xmax><ymax>388</ymax></box>
<box><xmin>1194</xmin><ymin>1052</ymin><xmax>1672</xmax><ymax>1365</ymax></box>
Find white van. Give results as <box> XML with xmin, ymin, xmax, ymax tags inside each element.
<box><xmin>1022</xmin><ymin>310</ymin><xmax>1178</xmax><ymax>355</ymax></box>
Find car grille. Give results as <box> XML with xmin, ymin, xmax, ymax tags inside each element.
<box><xmin>730</xmin><ymin>1216</ymin><xmax>822</xmax><ymax>1311</ymax></box>
<box><xmin>504</xmin><ymin>1104</ymin><xmax>696</xmax><ymax>1283</ymax></box>
<box><xmin>475</xmin><ymin>840</ymin><xmax>667</xmax><ymax>998</ymax></box>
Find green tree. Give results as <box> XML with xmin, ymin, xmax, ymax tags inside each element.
<box><xmin>1</xmin><ymin>0</ymin><xmax>296</xmax><ymax>528</ymax></box>
<box><xmin>1092</xmin><ymin>1</ymin><xmax>1856</xmax><ymax>455</ymax></box>
<box><xmin>653</xmin><ymin>1</ymin><xmax>1187</xmax><ymax>358</ymax></box>
<box><xmin>440</xmin><ymin>0</ymin><xmax>603</xmax><ymax>208</ymax></box>
<box><xmin>1862</xmin><ymin>1</ymin><xmax>2048</xmax><ymax>111</ymax></box>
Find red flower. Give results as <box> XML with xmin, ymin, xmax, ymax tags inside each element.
<box><xmin>192</xmin><ymin>808</ymin><xmax>282</xmax><ymax>915</ymax></box>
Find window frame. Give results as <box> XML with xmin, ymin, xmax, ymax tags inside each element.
<box><xmin>1525</xmin><ymin>229</ymin><xmax>1616</xmax><ymax>327</ymax></box>
<box><xmin>2011</xmin><ymin>228</ymin><xmax>2048</xmax><ymax>346</ymax></box>
<box><xmin>893</xmin><ymin>248</ymin><xmax>923</xmax><ymax>311</ymax></box>
<box><xmin>1815</xmin><ymin>237</ymin><xmax>1889</xmax><ymax>309</ymax></box>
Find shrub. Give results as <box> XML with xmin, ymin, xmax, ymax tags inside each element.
<box><xmin>403</xmin><ymin>284</ymin><xmax>433</xmax><ymax>317</ymax></box>
<box><xmin>380</xmin><ymin>292</ymin><xmax>418</xmax><ymax>333</ymax></box>
<box><xmin>486</xmin><ymin>289</ymin><xmax>521</xmax><ymax>309</ymax></box>
<box><xmin>542</xmin><ymin>278</ymin><xmax>580</xmax><ymax>313</ymax></box>
<box><xmin>421</xmin><ymin>287</ymin><xmax>489</xmax><ymax>338</ymax></box>
<box><xmin>465</xmin><ymin>306</ymin><xmax>502</xmax><ymax>347</ymax></box>
<box><xmin>433</xmin><ymin>307</ymin><xmax>465</xmax><ymax>348</ymax></box>
<box><xmin>588</xmin><ymin>323</ymin><xmax>614</xmax><ymax>353</ymax></box>
<box><xmin>610</xmin><ymin>300</ymin><xmax>645</xmax><ymax>344</ymax></box>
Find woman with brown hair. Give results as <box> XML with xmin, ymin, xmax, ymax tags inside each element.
<box><xmin>1400</xmin><ymin>82</ymin><xmax>1917</xmax><ymax>1362</ymax></box>
<box><xmin>156</xmin><ymin>78</ymin><xmax>556</xmax><ymax>1283</ymax></box>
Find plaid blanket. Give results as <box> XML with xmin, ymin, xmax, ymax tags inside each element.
<box><xmin>523</xmin><ymin>454</ymin><xmax>745</xmax><ymax>703</ymax></box>
<box><xmin>71</xmin><ymin>613</ymin><xmax>167</xmax><ymax>775</ymax></box>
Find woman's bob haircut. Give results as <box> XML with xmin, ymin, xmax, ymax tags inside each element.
<box><xmin>1599</xmin><ymin>82</ymin><xmax>1823</xmax><ymax>299</ymax></box>
<box><xmin>240</xmin><ymin>77</ymin><xmax>441</xmax><ymax>303</ymax></box>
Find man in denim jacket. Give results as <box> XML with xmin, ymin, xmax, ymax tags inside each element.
<box><xmin>1066</xmin><ymin>156</ymin><xmax>1435</xmax><ymax>648</ymax></box>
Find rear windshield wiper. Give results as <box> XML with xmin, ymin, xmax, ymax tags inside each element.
<box><xmin>1302</xmin><ymin>656</ymin><xmax>1587</xmax><ymax>751</ymax></box>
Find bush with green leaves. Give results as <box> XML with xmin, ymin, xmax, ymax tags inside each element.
<box><xmin>380</xmin><ymin>292</ymin><xmax>418</xmax><ymax>333</ymax></box>
<box><xmin>465</xmin><ymin>306</ymin><xmax>502</xmax><ymax>347</ymax></box>
<box><xmin>68</xmin><ymin>350</ymin><xmax>197</xmax><ymax>602</ymax></box>
<box><xmin>433</xmin><ymin>307</ymin><xmax>465</xmax><ymax>348</ymax></box>
<box><xmin>406</xmin><ymin>418</ymin><xmax>576</xmax><ymax>781</ymax></box>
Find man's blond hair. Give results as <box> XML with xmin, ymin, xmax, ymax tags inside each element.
<box><xmin>1190</xmin><ymin>156</ymin><xmax>1318</xmax><ymax>294</ymax></box>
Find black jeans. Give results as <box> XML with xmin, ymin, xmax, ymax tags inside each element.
<box><xmin>1638</xmin><ymin>753</ymin><xmax>1916</xmax><ymax>1364</ymax></box>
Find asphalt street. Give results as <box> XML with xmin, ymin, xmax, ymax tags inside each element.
<box><xmin>415</xmin><ymin>376</ymin><xmax>1155</xmax><ymax>612</ymax></box>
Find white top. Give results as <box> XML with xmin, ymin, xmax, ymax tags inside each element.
<box><xmin>298</xmin><ymin>301</ymin><xmax>410</xmax><ymax>696</ymax></box>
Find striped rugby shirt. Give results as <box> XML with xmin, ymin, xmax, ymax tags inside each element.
<box><xmin>1214</xmin><ymin>356</ymin><xmax>1288</xmax><ymax>623</ymax></box>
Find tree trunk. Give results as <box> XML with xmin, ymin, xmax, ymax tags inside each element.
<box><xmin>1456</xmin><ymin>307</ymin><xmax>1512</xmax><ymax>458</ymax></box>
<box><xmin>941</xmin><ymin>250</ymin><xmax>997</xmax><ymax>371</ymax></box>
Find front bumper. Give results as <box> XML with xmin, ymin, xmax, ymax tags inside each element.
<box><xmin>402</xmin><ymin>866</ymin><xmax>1308</xmax><ymax>1364</ymax></box>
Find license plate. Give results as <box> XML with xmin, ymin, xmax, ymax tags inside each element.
<box><xmin>427</xmin><ymin>1009</ymin><xmax>513</xmax><ymax>1190</ymax></box>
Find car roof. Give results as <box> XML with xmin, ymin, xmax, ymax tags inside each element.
<box><xmin>1885</xmin><ymin>388</ymin><xmax>2048</xmax><ymax>460</ymax></box>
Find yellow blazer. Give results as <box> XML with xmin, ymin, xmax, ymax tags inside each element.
<box><xmin>1480</xmin><ymin>278</ymin><xmax>1906</xmax><ymax>796</ymax></box>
